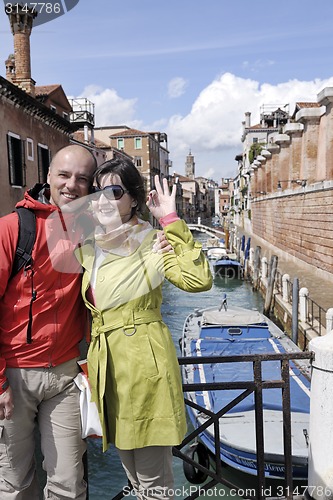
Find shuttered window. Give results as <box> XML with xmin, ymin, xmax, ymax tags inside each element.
<box><xmin>134</xmin><ymin>156</ymin><xmax>142</xmax><ymax>167</ymax></box>
<box><xmin>37</xmin><ymin>144</ymin><xmax>50</xmax><ymax>183</ymax></box>
<box><xmin>7</xmin><ymin>132</ymin><xmax>26</xmax><ymax>187</ymax></box>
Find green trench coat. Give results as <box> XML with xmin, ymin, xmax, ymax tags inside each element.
<box><xmin>77</xmin><ymin>220</ymin><xmax>212</xmax><ymax>452</ymax></box>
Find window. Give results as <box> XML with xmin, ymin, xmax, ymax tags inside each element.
<box><xmin>253</xmin><ymin>138</ymin><xmax>258</xmax><ymax>143</ymax></box>
<box><xmin>134</xmin><ymin>137</ymin><xmax>142</xmax><ymax>149</ymax></box>
<box><xmin>63</xmin><ymin>112</ymin><xmax>69</xmax><ymax>121</ymax></box>
<box><xmin>27</xmin><ymin>138</ymin><xmax>34</xmax><ymax>161</ymax></box>
<box><xmin>50</xmin><ymin>105</ymin><xmax>56</xmax><ymax>113</ymax></box>
<box><xmin>117</xmin><ymin>138</ymin><xmax>124</xmax><ymax>149</ymax></box>
<box><xmin>7</xmin><ymin>132</ymin><xmax>25</xmax><ymax>187</ymax></box>
<box><xmin>134</xmin><ymin>156</ymin><xmax>142</xmax><ymax>168</ymax></box>
<box><xmin>37</xmin><ymin>144</ymin><xmax>50</xmax><ymax>183</ymax></box>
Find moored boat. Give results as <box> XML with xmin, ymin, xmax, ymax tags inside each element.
<box><xmin>203</xmin><ymin>237</ymin><xmax>226</xmax><ymax>260</ymax></box>
<box><xmin>213</xmin><ymin>253</ymin><xmax>243</xmax><ymax>278</ymax></box>
<box><xmin>206</xmin><ymin>247</ymin><xmax>227</xmax><ymax>260</ymax></box>
<box><xmin>180</xmin><ymin>297</ymin><xmax>311</xmax><ymax>481</ymax></box>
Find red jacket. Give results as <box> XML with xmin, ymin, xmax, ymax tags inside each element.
<box><xmin>0</xmin><ymin>186</ymin><xmax>90</xmax><ymax>392</ymax></box>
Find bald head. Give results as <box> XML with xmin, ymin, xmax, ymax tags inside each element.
<box><xmin>47</xmin><ymin>145</ymin><xmax>97</xmax><ymax>209</ymax></box>
<box><xmin>50</xmin><ymin>145</ymin><xmax>97</xmax><ymax>172</ymax></box>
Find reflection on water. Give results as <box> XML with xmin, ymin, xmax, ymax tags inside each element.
<box><xmin>87</xmin><ymin>233</ymin><xmax>267</xmax><ymax>499</ymax></box>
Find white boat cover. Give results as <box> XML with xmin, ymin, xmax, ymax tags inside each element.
<box><xmin>202</xmin><ymin>308</ymin><xmax>266</xmax><ymax>326</ymax></box>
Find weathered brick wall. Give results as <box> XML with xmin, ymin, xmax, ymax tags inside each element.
<box><xmin>251</xmin><ymin>189</ymin><xmax>333</xmax><ymax>274</ymax></box>
<box><xmin>0</xmin><ymin>96</ymin><xmax>70</xmax><ymax>216</ymax></box>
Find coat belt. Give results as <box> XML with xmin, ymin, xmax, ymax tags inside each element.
<box><xmin>91</xmin><ymin>308</ymin><xmax>162</xmax><ymax>336</ymax></box>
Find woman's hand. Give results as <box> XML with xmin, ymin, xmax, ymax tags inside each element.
<box><xmin>146</xmin><ymin>175</ymin><xmax>177</xmax><ymax>220</ymax></box>
<box><xmin>153</xmin><ymin>231</ymin><xmax>174</xmax><ymax>253</ymax></box>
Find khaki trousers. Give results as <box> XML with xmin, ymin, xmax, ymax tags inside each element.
<box><xmin>0</xmin><ymin>359</ymin><xmax>87</xmax><ymax>500</ymax></box>
<box><xmin>117</xmin><ymin>446</ymin><xmax>174</xmax><ymax>500</ymax></box>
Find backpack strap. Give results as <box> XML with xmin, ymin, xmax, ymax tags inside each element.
<box><xmin>11</xmin><ymin>208</ymin><xmax>36</xmax><ymax>278</ymax></box>
<box><xmin>11</xmin><ymin>208</ymin><xmax>37</xmax><ymax>344</ymax></box>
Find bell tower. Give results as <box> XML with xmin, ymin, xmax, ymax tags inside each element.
<box><xmin>185</xmin><ymin>149</ymin><xmax>195</xmax><ymax>179</ymax></box>
<box><xmin>6</xmin><ymin>4</ymin><xmax>37</xmax><ymax>96</ymax></box>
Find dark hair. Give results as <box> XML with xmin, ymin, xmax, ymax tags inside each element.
<box><xmin>93</xmin><ymin>157</ymin><xmax>146</xmax><ymax>214</ymax></box>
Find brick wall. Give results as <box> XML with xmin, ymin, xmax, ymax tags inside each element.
<box><xmin>0</xmin><ymin>96</ymin><xmax>70</xmax><ymax>216</ymax></box>
<box><xmin>251</xmin><ymin>188</ymin><xmax>333</xmax><ymax>274</ymax></box>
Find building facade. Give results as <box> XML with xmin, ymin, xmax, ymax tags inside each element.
<box><xmin>0</xmin><ymin>77</ymin><xmax>76</xmax><ymax>215</ymax></box>
<box><xmin>106</xmin><ymin>127</ymin><xmax>170</xmax><ymax>192</ymax></box>
<box><xmin>235</xmin><ymin>88</ymin><xmax>333</xmax><ymax>276</ymax></box>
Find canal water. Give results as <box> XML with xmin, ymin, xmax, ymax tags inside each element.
<box><xmin>87</xmin><ymin>232</ymin><xmax>267</xmax><ymax>499</ymax></box>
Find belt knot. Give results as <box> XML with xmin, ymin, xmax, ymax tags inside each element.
<box><xmin>91</xmin><ymin>308</ymin><xmax>162</xmax><ymax>338</ymax></box>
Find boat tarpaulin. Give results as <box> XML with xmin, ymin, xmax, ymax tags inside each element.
<box><xmin>190</xmin><ymin>336</ymin><xmax>310</xmax><ymax>414</ymax></box>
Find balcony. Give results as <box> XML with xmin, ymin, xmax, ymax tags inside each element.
<box><xmin>69</xmin><ymin>98</ymin><xmax>95</xmax><ymax>127</ymax></box>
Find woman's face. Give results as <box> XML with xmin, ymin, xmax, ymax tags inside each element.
<box><xmin>91</xmin><ymin>173</ymin><xmax>135</xmax><ymax>230</ymax></box>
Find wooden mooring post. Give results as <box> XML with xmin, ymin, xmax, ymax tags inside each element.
<box><xmin>263</xmin><ymin>255</ymin><xmax>278</xmax><ymax>315</ymax></box>
<box><xmin>252</xmin><ymin>246</ymin><xmax>261</xmax><ymax>291</ymax></box>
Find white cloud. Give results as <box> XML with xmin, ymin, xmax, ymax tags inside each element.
<box><xmin>242</xmin><ymin>59</ymin><xmax>275</xmax><ymax>72</ymax></box>
<box><xmin>165</xmin><ymin>73</ymin><xmax>333</xmax><ymax>177</ymax></box>
<box><xmin>167</xmin><ymin>77</ymin><xmax>188</xmax><ymax>98</ymax></box>
<box><xmin>78</xmin><ymin>85</ymin><xmax>141</xmax><ymax>128</ymax></box>
<box><xmin>75</xmin><ymin>73</ymin><xmax>333</xmax><ymax>179</ymax></box>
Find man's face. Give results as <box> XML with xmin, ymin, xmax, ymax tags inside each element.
<box><xmin>47</xmin><ymin>147</ymin><xmax>95</xmax><ymax>209</ymax></box>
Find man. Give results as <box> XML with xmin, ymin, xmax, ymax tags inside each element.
<box><xmin>0</xmin><ymin>144</ymin><xmax>97</xmax><ymax>499</ymax></box>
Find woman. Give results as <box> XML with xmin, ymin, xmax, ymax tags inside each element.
<box><xmin>77</xmin><ymin>157</ymin><xmax>212</xmax><ymax>499</ymax></box>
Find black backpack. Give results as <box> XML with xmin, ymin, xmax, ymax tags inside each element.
<box><xmin>10</xmin><ymin>207</ymin><xmax>37</xmax><ymax>344</ymax></box>
<box><xmin>11</xmin><ymin>183</ymin><xmax>45</xmax><ymax>279</ymax></box>
<box><xmin>11</xmin><ymin>207</ymin><xmax>36</xmax><ymax>279</ymax></box>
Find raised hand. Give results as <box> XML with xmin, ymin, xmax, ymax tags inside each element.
<box><xmin>146</xmin><ymin>175</ymin><xmax>177</xmax><ymax>221</ymax></box>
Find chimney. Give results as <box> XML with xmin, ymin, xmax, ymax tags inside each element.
<box><xmin>245</xmin><ymin>112</ymin><xmax>251</xmax><ymax>128</ymax></box>
<box><xmin>6</xmin><ymin>5</ymin><xmax>37</xmax><ymax>96</ymax></box>
<box><xmin>5</xmin><ymin>54</ymin><xmax>15</xmax><ymax>83</ymax></box>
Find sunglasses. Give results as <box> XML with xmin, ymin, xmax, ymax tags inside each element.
<box><xmin>91</xmin><ymin>185</ymin><xmax>129</xmax><ymax>201</ymax></box>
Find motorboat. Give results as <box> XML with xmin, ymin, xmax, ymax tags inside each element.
<box><xmin>203</xmin><ymin>237</ymin><xmax>226</xmax><ymax>260</ymax></box>
<box><xmin>180</xmin><ymin>297</ymin><xmax>311</xmax><ymax>480</ymax></box>
<box><xmin>213</xmin><ymin>253</ymin><xmax>243</xmax><ymax>278</ymax></box>
<box><xmin>206</xmin><ymin>247</ymin><xmax>227</xmax><ymax>260</ymax></box>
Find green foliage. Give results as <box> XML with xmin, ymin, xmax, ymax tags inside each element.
<box><xmin>248</xmin><ymin>143</ymin><xmax>263</xmax><ymax>164</ymax></box>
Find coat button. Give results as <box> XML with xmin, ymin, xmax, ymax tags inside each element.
<box><xmin>99</xmin><ymin>276</ymin><xmax>105</xmax><ymax>282</ymax></box>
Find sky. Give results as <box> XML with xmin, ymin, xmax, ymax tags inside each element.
<box><xmin>1</xmin><ymin>0</ymin><xmax>333</xmax><ymax>181</ymax></box>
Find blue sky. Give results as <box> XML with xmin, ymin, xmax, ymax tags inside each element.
<box><xmin>1</xmin><ymin>0</ymin><xmax>333</xmax><ymax>180</ymax></box>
